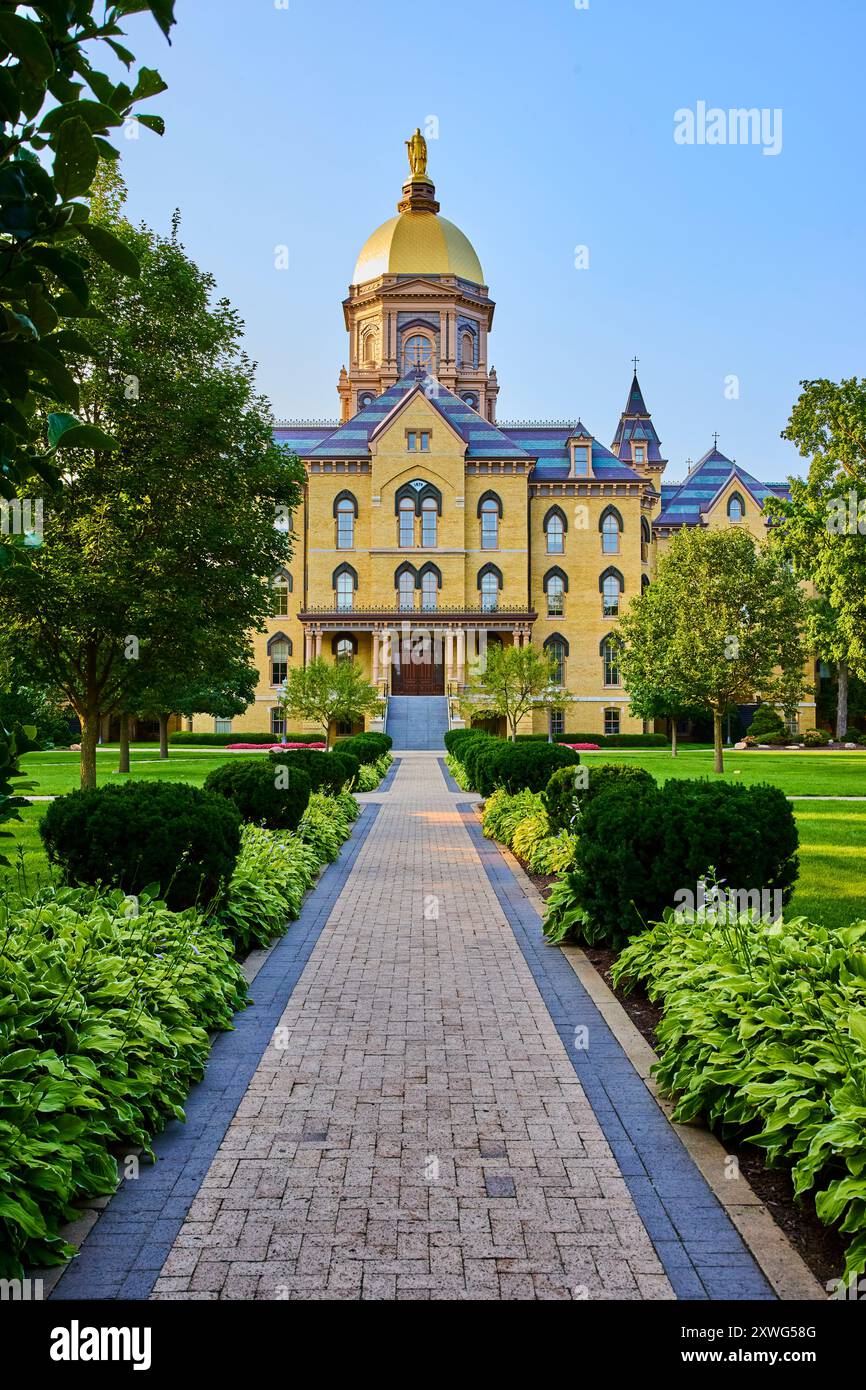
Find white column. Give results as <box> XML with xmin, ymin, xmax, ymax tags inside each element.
<box><xmin>372</xmin><ymin>629</ymin><xmax>379</xmax><ymax>684</ymax></box>
<box><xmin>304</xmin><ymin>628</ymin><xmax>313</xmax><ymax>664</ymax></box>
<box><xmin>456</xmin><ymin>628</ymin><xmax>466</xmax><ymax>684</ymax></box>
<box><xmin>314</xmin><ymin>628</ymin><xmax>322</xmax><ymax>660</ymax></box>
<box><xmin>444</xmin><ymin>629</ymin><xmax>454</xmax><ymax>685</ymax></box>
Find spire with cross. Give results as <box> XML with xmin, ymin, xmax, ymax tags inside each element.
<box><xmin>712</xmin><ymin>431</ymin><xmax>720</xmax><ymax>449</ymax></box>
<box><xmin>631</xmin><ymin>355</ymin><xmax>639</xmax><ymax>374</ymax></box>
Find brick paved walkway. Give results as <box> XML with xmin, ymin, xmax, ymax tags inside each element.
<box><xmin>151</xmin><ymin>752</ymin><xmax>681</xmax><ymax>1301</ymax></box>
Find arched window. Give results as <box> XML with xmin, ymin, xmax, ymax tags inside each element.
<box><xmin>398</xmin><ymin>569</ymin><xmax>415</xmax><ymax>610</ymax></box>
<box><xmin>641</xmin><ymin>517</ymin><xmax>650</xmax><ymax>561</ymax></box>
<box><xmin>600</xmin><ymin>505</ymin><xmax>623</xmax><ymax>555</ymax></box>
<box><xmin>727</xmin><ymin>492</ymin><xmax>745</xmax><ymax>522</ymax></box>
<box><xmin>544</xmin><ymin>566</ymin><xmax>568</xmax><ymax>617</ymax></box>
<box><xmin>460</xmin><ymin>330</ymin><xmax>474</xmax><ymax>367</ymax></box>
<box><xmin>477</xmin><ymin>563</ymin><xmax>502</xmax><ymax>612</ymax></box>
<box><xmin>601</xmin><ymin>636</ymin><xmax>620</xmax><ymax>687</ymax></box>
<box><xmin>335</xmin><ymin>638</ymin><xmax>354</xmax><ymax>663</ymax></box>
<box><xmin>335</xmin><ymin>492</ymin><xmax>356</xmax><ymax>549</ymax></box>
<box><xmin>403</xmin><ymin>333</ymin><xmax>433</xmax><ymax>371</ymax></box>
<box><xmin>271</xmin><ymin>571</ymin><xmax>291</xmax><ymax>616</ymax></box>
<box><xmin>333</xmin><ymin>563</ymin><xmax>357</xmax><ymax>612</ymax></box>
<box><xmin>398</xmin><ymin>498</ymin><xmax>415</xmax><ymax>547</ymax></box>
<box><xmin>421</xmin><ymin>570</ymin><xmax>438</xmax><ymax>611</ymax></box>
<box><xmin>268</xmin><ymin>635</ymin><xmax>291</xmax><ymax>685</ymax></box>
<box><xmin>421</xmin><ymin>497</ymin><xmax>437</xmax><ymax>547</ymax></box>
<box><xmin>641</xmin><ymin>573</ymin><xmax>650</xmax><ymax>594</ymax></box>
<box><xmin>600</xmin><ymin>566</ymin><xmax>624</xmax><ymax>617</ymax></box>
<box><xmin>363</xmin><ymin>331</ymin><xmax>377</xmax><ymax>366</ymax></box>
<box><xmin>544</xmin><ymin>634</ymin><xmax>569</xmax><ymax>686</ymax></box>
<box><xmin>478</xmin><ymin>491</ymin><xmax>501</xmax><ymax>550</ymax></box>
<box><xmin>544</xmin><ymin>505</ymin><xmax>566</xmax><ymax>555</ymax></box>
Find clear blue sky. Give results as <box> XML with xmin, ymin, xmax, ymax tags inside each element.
<box><xmin>114</xmin><ymin>0</ymin><xmax>865</xmax><ymax>482</ymax></box>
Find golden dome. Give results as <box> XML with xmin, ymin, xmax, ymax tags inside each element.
<box><xmin>353</xmin><ymin>210</ymin><xmax>484</xmax><ymax>286</ymax></box>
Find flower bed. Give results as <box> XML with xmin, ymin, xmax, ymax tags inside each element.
<box><xmin>225</xmin><ymin>741</ymin><xmax>326</xmax><ymax>751</ymax></box>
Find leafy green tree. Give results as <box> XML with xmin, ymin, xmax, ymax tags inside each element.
<box><xmin>461</xmin><ymin>642</ymin><xmax>571</xmax><ymax>741</ymax></box>
<box><xmin>0</xmin><ymin>176</ymin><xmax>304</xmax><ymax>789</ymax></box>
<box><xmin>617</xmin><ymin>590</ymin><xmax>705</xmax><ymax>756</ymax></box>
<box><xmin>0</xmin><ymin>0</ymin><xmax>175</xmax><ymax>556</ymax></box>
<box><xmin>617</xmin><ymin>527</ymin><xmax>806</xmax><ymax>773</ymax></box>
<box><xmin>0</xmin><ymin>724</ymin><xmax>33</xmax><ymax>866</ymax></box>
<box><xmin>280</xmin><ymin>658</ymin><xmax>383</xmax><ymax>744</ymax></box>
<box><xmin>766</xmin><ymin>378</ymin><xmax>866</xmax><ymax>715</ymax></box>
<box><xmin>117</xmin><ymin>645</ymin><xmax>259</xmax><ymax>769</ymax></box>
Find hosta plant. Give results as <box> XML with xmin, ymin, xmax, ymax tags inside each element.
<box><xmin>612</xmin><ymin>909</ymin><xmax>866</xmax><ymax>1278</ymax></box>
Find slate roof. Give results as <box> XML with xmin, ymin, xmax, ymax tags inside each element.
<box><xmin>655</xmin><ymin>446</ymin><xmax>790</xmax><ymax>528</ymax></box>
<box><xmin>611</xmin><ymin>372</ymin><xmax>666</xmax><ymax>464</ymax></box>
<box><xmin>275</xmin><ymin>373</ymin><xmax>642</xmax><ymax>478</ymax></box>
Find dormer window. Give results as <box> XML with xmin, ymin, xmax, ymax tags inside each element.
<box><xmin>569</xmin><ymin>437</ymin><xmax>592</xmax><ymax>476</ymax></box>
<box><xmin>634</xmin><ymin>444</ymin><xmax>645</xmax><ymax>466</ymax></box>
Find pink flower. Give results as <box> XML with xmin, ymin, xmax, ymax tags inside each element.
<box><xmin>225</xmin><ymin>741</ymin><xmax>326</xmax><ymax>751</ymax></box>
<box><xmin>562</xmin><ymin>742</ymin><xmax>601</xmax><ymax>750</ymax></box>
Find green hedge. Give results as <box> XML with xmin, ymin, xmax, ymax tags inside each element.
<box><xmin>269</xmin><ymin>748</ymin><xmax>357</xmax><ymax>796</ymax></box>
<box><xmin>335</xmin><ymin>732</ymin><xmax>392</xmax><ymax>761</ymax></box>
<box><xmin>168</xmin><ymin>731</ymin><xmax>325</xmax><ymax>747</ymax></box>
<box><xmin>40</xmin><ymin>781</ymin><xmax>242</xmax><ymax>912</ymax></box>
<box><xmin>545</xmin><ymin>776</ymin><xmax>799</xmax><ymax>948</ymax></box>
<box><xmin>204</xmin><ymin>758</ymin><xmax>311</xmax><ymax>832</ymax></box>
<box><xmin>514</xmin><ymin>732</ymin><xmax>669</xmax><ymax>748</ymax></box>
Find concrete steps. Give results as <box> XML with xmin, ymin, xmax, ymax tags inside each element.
<box><xmin>386</xmin><ymin>696</ymin><xmax>449</xmax><ymax>751</ymax></box>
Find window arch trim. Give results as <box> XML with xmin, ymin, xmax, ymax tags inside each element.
<box><xmin>418</xmin><ymin>560</ymin><xmax>442</xmax><ymax>590</ymax></box>
<box><xmin>477</xmin><ymin>489</ymin><xmax>503</xmax><ymax>518</ymax></box>
<box><xmin>543</xmin><ymin>504</ymin><xmax>568</xmax><ymax>534</ymax></box>
<box><xmin>394</xmin><ymin>480</ymin><xmax>442</xmax><ymax>516</ymax></box>
<box><xmin>272</xmin><ymin>568</ymin><xmax>293</xmax><ymax>591</ymax></box>
<box><xmin>394</xmin><ymin>560</ymin><xmax>419</xmax><ymax>589</ymax></box>
<box><xmin>332</xmin><ymin>562</ymin><xmax>358</xmax><ymax>590</ymax></box>
<box><xmin>331</xmin><ymin>633</ymin><xmax>358</xmax><ymax>656</ymax></box>
<box><xmin>599</xmin><ymin>504</ymin><xmax>624</xmax><ymax>533</ymax></box>
<box><xmin>267</xmin><ymin>631</ymin><xmax>293</xmax><ymax>656</ymax></box>
<box><xmin>333</xmin><ymin>489</ymin><xmax>359</xmax><ymax>518</ymax></box>
<box><xmin>598</xmin><ymin>631</ymin><xmax>623</xmax><ymax>658</ymax></box>
<box><xmin>727</xmin><ymin>490</ymin><xmax>746</xmax><ymax>519</ymax></box>
<box><xmin>543</xmin><ymin>632</ymin><xmax>570</xmax><ymax>658</ymax></box>
<box><xmin>476</xmin><ymin>562</ymin><xmax>504</xmax><ymax>591</ymax></box>
<box><xmin>599</xmin><ymin>565</ymin><xmax>625</xmax><ymax>593</ymax></box>
<box><xmin>543</xmin><ymin>565</ymin><xmax>569</xmax><ymax>594</ymax></box>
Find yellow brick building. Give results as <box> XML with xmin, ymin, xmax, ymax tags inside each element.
<box><xmin>198</xmin><ymin>133</ymin><xmax>814</xmax><ymax>742</ymax></box>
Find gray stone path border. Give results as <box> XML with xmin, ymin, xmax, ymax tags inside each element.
<box><xmin>49</xmin><ymin>803</ymin><xmax>381</xmax><ymax>1302</ymax></box>
<box><xmin>456</xmin><ymin>798</ymin><xmax>776</xmax><ymax>1300</ymax></box>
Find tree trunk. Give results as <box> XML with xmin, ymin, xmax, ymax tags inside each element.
<box><xmin>713</xmin><ymin>712</ymin><xmax>724</xmax><ymax>774</ymax></box>
<box><xmin>837</xmin><ymin>660</ymin><xmax>849</xmax><ymax>741</ymax></box>
<box><xmin>118</xmin><ymin>712</ymin><xmax>130</xmax><ymax>774</ymax></box>
<box><xmin>671</xmin><ymin>720</ymin><xmax>678</xmax><ymax>758</ymax></box>
<box><xmin>158</xmin><ymin>713</ymin><xmax>169</xmax><ymax>759</ymax></box>
<box><xmin>79</xmin><ymin>711</ymin><xmax>99</xmax><ymax>789</ymax></box>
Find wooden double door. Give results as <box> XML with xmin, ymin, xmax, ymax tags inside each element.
<box><xmin>391</xmin><ymin>654</ymin><xmax>444</xmax><ymax>695</ymax></box>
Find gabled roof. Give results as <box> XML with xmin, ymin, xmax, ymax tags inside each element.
<box><xmin>500</xmin><ymin>424</ymin><xmax>644</xmax><ymax>481</ymax></box>
<box><xmin>611</xmin><ymin>372</ymin><xmax>666</xmax><ymax>464</ymax></box>
<box><xmin>276</xmin><ymin>373</ymin><xmax>531</xmax><ymax>461</ymax></box>
<box><xmin>654</xmin><ymin>445</ymin><xmax>791</xmax><ymax>528</ymax></box>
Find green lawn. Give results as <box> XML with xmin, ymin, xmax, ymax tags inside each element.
<box><xmin>4</xmin><ymin>744</ymin><xmax>865</xmax><ymax>931</ymax></box>
<box><xmin>580</xmin><ymin>746</ymin><xmax>866</xmax><ymax>797</ymax></box>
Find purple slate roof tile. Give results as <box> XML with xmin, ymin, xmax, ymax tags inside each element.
<box><xmin>654</xmin><ymin>446</ymin><xmax>791</xmax><ymax>528</ymax></box>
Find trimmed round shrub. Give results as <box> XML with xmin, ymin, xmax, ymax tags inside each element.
<box><xmin>543</xmin><ymin>765</ymin><xmax>584</xmax><ymax>834</ymax></box>
<box><xmin>577</xmin><ymin>762</ymin><xmax>655</xmax><ymax>816</ymax></box>
<box><xmin>570</xmin><ymin>776</ymin><xmax>799</xmax><ymax>946</ymax></box>
<box><xmin>803</xmin><ymin>728</ymin><xmax>830</xmax><ymax>747</ymax></box>
<box><xmin>329</xmin><ymin>749</ymin><xmax>359</xmax><ymax>785</ymax></box>
<box><xmin>444</xmin><ymin>727</ymin><xmax>492</xmax><ymax>757</ymax></box>
<box><xmin>40</xmin><ymin>781</ymin><xmax>241</xmax><ymax>911</ymax></box>
<box><xmin>747</xmin><ymin>705</ymin><xmax>786</xmax><ymax>740</ymax></box>
<box><xmin>461</xmin><ymin>734</ymin><xmax>503</xmax><ymax>794</ymax></box>
<box><xmin>270</xmin><ymin>748</ymin><xmax>352</xmax><ymax>795</ymax></box>
<box><xmin>491</xmin><ymin>741</ymin><xmax>580</xmax><ymax>795</ymax></box>
<box><xmin>204</xmin><ymin>758</ymin><xmax>311</xmax><ymax>832</ymax></box>
<box><xmin>336</xmin><ymin>732</ymin><xmax>391</xmax><ymax>760</ymax></box>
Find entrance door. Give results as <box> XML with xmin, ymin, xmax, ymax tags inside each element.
<box><xmin>391</xmin><ymin>653</ymin><xmax>444</xmax><ymax>695</ymax></box>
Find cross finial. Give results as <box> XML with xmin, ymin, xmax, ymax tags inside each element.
<box><xmin>712</xmin><ymin>431</ymin><xmax>720</xmax><ymax>448</ymax></box>
<box><xmin>631</xmin><ymin>355</ymin><xmax>639</xmax><ymax>374</ymax></box>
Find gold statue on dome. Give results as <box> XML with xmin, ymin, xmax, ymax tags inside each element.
<box><xmin>405</xmin><ymin>127</ymin><xmax>428</xmax><ymax>179</ymax></box>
